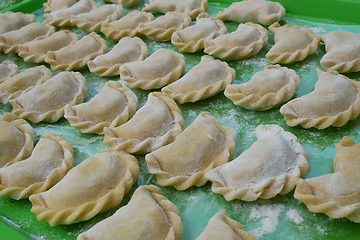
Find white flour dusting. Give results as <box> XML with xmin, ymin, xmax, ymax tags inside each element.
<box><xmin>286</xmin><ymin>209</ymin><xmax>304</xmax><ymax>224</ymax></box>
<box><xmin>249</xmin><ymin>204</ymin><xmax>285</xmax><ymax>237</ymax></box>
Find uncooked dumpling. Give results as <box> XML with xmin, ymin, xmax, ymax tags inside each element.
<box><xmin>0</xmin><ymin>65</ymin><xmax>52</xmax><ymax>104</ymax></box>
<box><xmin>294</xmin><ymin>136</ymin><xmax>360</xmax><ymax>223</ymax></box>
<box><xmin>10</xmin><ymin>71</ymin><xmax>88</xmax><ymax>123</ymax></box>
<box><xmin>100</xmin><ymin>10</ymin><xmax>154</xmax><ymax>41</ymax></box>
<box><xmin>145</xmin><ymin>111</ymin><xmax>237</xmax><ymax>190</ymax></box>
<box><xmin>44</xmin><ymin>0</ymin><xmax>97</xmax><ymax>27</ymax></box>
<box><xmin>119</xmin><ymin>48</ymin><xmax>185</xmax><ymax>90</ymax></box>
<box><xmin>0</xmin><ymin>11</ymin><xmax>35</xmax><ymax>34</ymax></box>
<box><xmin>29</xmin><ymin>149</ymin><xmax>139</xmax><ymax>226</ymax></box>
<box><xmin>0</xmin><ymin>60</ymin><xmax>19</xmax><ymax>83</ymax></box>
<box><xmin>204</xmin><ymin>22</ymin><xmax>268</xmax><ymax>60</ymax></box>
<box><xmin>43</xmin><ymin>0</ymin><xmax>79</xmax><ymax>13</ymax></box>
<box><xmin>320</xmin><ymin>31</ymin><xmax>360</xmax><ymax>73</ymax></box>
<box><xmin>0</xmin><ymin>22</ymin><xmax>55</xmax><ymax>54</ymax></box>
<box><xmin>70</xmin><ymin>4</ymin><xmax>123</xmax><ymax>33</ymax></box>
<box><xmin>217</xmin><ymin>0</ymin><xmax>285</xmax><ymax>26</ymax></box>
<box><xmin>0</xmin><ymin>133</ymin><xmax>74</xmax><ymax>200</ymax></box>
<box><xmin>266</xmin><ymin>22</ymin><xmax>321</xmax><ymax>64</ymax></box>
<box><xmin>171</xmin><ymin>12</ymin><xmax>227</xmax><ymax>53</ymax></box>
<box><xmin>142</xmin><ymin>0</ymin><xmax>208</xmax><ymax>20</ymax></box>
<box><xmin>88</xmin><ymin>36</ymin><xmax>148</xmax><ymax>76</ymax></box>
<box><xmin>64</xmin><ymin>81</ymin><xmax>138</xmax><ymax>134</ymax></box>
<box><xmin>18</xmin><ymin>30</ymin><xmax>78</xmax><ymax>63</ymax></box>
<box><xmin>205</xmin><ymin>124</ymin><xmax>308</xmax><ymax>201</ymax></box>
<box><xmin>224</xmin><ymin>64</ymin><xmax>300</xmax><ymax>111</ymax></box>
<box><xmin>138</xmin><ymin>12</ymin><xmax>191</xmax><ymax>42</ymax></box>
<box><xmin>196</xmin><ymin>210</ymin><xmax>257</xmax><ymax>240</ymax></box>
<box><xmin>45</xmin><ymin>32</ymin><xmax>108</xmax><ymax>71</ymax></box>
<box><xmin>0</xmin><ymin>113</ymin><xmax>35</xmax><ymax>168</ymax></box>
<box><xmin>104</xmin><ymin>92</ymin><xmax>184</xmax><ymax>154</ymax></box>
<box><xmin>162</xmin><ymin>55</ymin><xmax>235</xmax><ymax>104</ymax></box>
<box><xmin>280</xmin><ymin>68</ymin><xmax>360</xmax><ymax>129</ymax></box>
<box><xmin>77</xmin><ymin>185</ymin><xmax>183</xmax><ymax>240</ymax></box>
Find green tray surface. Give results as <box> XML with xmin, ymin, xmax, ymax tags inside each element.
<box><xmin>1</xmin><ymin>0</ymin><xmax>360</xmax><ymax>239</ymax></box>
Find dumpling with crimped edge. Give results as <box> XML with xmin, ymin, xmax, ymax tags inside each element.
<box><xmin>100</xmin><ymin>10</ymin><xmax>154</xmax><ymax>41</ymax></box>
<box><xmin>162</xmin><ymin>55</ymin><xmax>235</xmax><ymax>104</ymax></box>
<box><xmin>119</xmin><ymin>48</ymin><xmax>185</xmax><ymax>90</ymax></box>
<box><xmin>29</xmin><ymin>149</ymin><xmax>139</xmax><ymax>226</ymax></box>
<box><xmin>70</xmin><ymin>4</ymin><xmax>123</xmax><ymax>33</ymax></box>
<box><xmin>280</xmin><ymin>68</ymin><xmax>360</xmax><ymax>129</ymax></box>
<box><xmin>0</xmin><ymin>60</ymin><xmax>19</xmax><ymax>83</ymax></box>
<box><xmin>64</xmin><ymin>81</ymin><xmax>138</xmax><ymax>135</ymax></box>
<box><xmin>171</xmin><ymin>12</ymin><xmax>227</xmax><ymax>53</ymax></box>
<box><xmin>104</xmin><ymin>92</ymin><xmax>184</xmax><ymax>154</ymax></box>
<box><xmin>142</xmin><ymin>0</ymin><xmax>208</xmax><ymax>20</ymax></box>
<box><xmin>0</xmin><ymin>22</ymin><xmax>55</xmax><ymax>54</ymax></box>
<box><xmin>77</xmin><ymin>185</ymin><xmax>183</xmax><ymax>240</ymax></box>
<box><xmin>216</xmin><ymin>0</ymin><xmax>285</xmax><ymax>26</ymax></box>
<box><xmin>0</xmin><ymin>132</ymin><xmax>74</xmax><ymax>200</ymax></box>
<box><xmin>224</xmin><ymin>64</ymin><xmax>300</xmax><ymax>111</ymax></box>
<box><xmin>45</xmin><ymin>32</ymin><xmax>108</xmax><ymax>71</ymax></box>
<box><xmin>138</xmin><ymin>12</ymin><xmax>191</xmax><ymax>42</ymax></box>
<box><xmin>196</xmin><ymin>210</ymin><xmax>257</xmax><ymax>240</ymax></box>
<box><xmin>205</xmin><ymin>124</ymin><xmax>308</xmax><ymax>202</ymax></box>
<box><xmin>0</xmin><ymin>113</ymin><xmax>35</xmax><ymax>169</ymax></box>
<box><xmin>320</xmin><ymin>31</ymin><xmax>360</xmax><ymax>73</ymax></box>
<box><xmin>44</xmin><ymin>0</ymin><xmax>97</xmax><ymax>27</ymax></box>
<box><xmin>0</xmin><ymin>65</ymin><xmax>52</xmax><ymax>104</ymax></box>
<box><xmin>145</xmin><ymin>111</ymin><xmax>237</xmax><ymax>190</ymax></box>
<box><xmin>18</xmin><ymin>30</ymin><xmax>78</xmax><ymax>64</ymax></box>
<box><xmin>43</xmin><ymin>0</ymin><xmax>78</xmax><ymax>13</ymax></box>
<box><xmin>10</xmin><ymin>71</ymin><xmax>87</xmax><ymax>123</ymax></box>
<box><xmin>294</xmin><ymin>136</ymin><xmax>360</xmax><ymax>223</ymax></box>
<box><xmin>266</xmin><ymin>22</ymin><xmax>321</xmax><ymax>64</ymax></box>
<box><xmin>88</xmin><ymin>37</ymin><xmax>148</xmax><ymax>77</ymax></box>
<box><xmin>0</xmin><ymin>11</ymin><xmax>35</xmax><ymax>34</ymax></box>
<box><xmin>204</xmin><ymin>22</ymin><xmax>268</xmax><ymax>60</ymax></box>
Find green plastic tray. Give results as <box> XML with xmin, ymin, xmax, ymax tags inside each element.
<box><xmin>1</xmin><ymin>0</ymin><xmax>360</xmax><ymax>239</ymax></box>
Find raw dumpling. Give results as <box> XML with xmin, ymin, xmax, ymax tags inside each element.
<box><xmin>205</xmin><ymin>124</ymin><xmax>308</xmax><ymax>201</ymax></box>
<box><xmin>45</xmin><ymin>32</ymin><xmax>108</xmax><ymax>71</ymax></box>
<box><xmin>224</xmin><ymin>64</ymin><xmax>301</xmax><ymax>111</ymax></box>
<box><xmin>0</xmin><ymin>132</ymin><xmax>74</xmax><ymax>200</ymax></box>
<box><xmin>18</xmin><ymin>30</ymin><xmax>78</xmax><ymax>63</ymax></box>
<box><xmin>266</xmin><ymin>22</ymin><xmax>321</xmax><ymax>64</ymax></box>
<box><xmin>217</xmin><ymin>0</ymin><xmax>285</xmax><ymax>26</ymax></box>
<box><xmin>320</xmin><ymin>31</ymin><xmax>360</xmax><ymax>73</ymax></box>
<box><xmin>138</xmin><ymin>12</ymin><xmax>191</xmax><ymax>42</ymax></box>
<box><xmin>70</xmin><ymin>4</ymin><xmax>123</xmax><ymax>33</ymax></box>
<box><xmin>204</xmin><ymin>22</ymin><xmax>268</xmax><ymax>60</ymax></box>
<box><xmin>142</xmin><ymin>0</ymin><xmax>208</xmax><ymax>20</ymax></box>
<box><xmin>104</xmin><ymin>92</ymin><xmax>184</xmax><ymax>154</ymax></box>
<box><xmin>162</xmin><ymin>55</ymin><xmax>235</xmax><ymax>104</ymax></box>
<box><xmin>171</xmin><ymin>12</ymin><xmax>227</xmax><ymax>53</ymax></box>
<box><xmin>0</xmin><ymin>65</ymin><xmax>52</xmax><ymax>104</ymax></box>
<box><xmin>0</xmin><ymin>113</ymin><xmax>35</xmax><ymax>168</ymax></box>
<box><xmin>196</xmin><ymin>210</ymin><xmax>257</xmax><ymax>240</ymax></box>
<box><xmin>145</xmin><ymin>111</ymin><xmax>237</xmax><ymax>190</ymax></box>
<box><xmin>43</xmin><ymin>0</ymin><xmax>79</xmax><ymax>13</ymax></box>
<box><xmin>104</xmin><ymin>0</ymin><xmax>142</xmax><ymax>8</ymax></box>
<box><xmin>100</xmin><ymin>10</ymin><xmax>154</xmax><ymax>41</ymax></box>
<box><xmin>10</xmin><ymin>71</ymin><xmax>88</xmax><ymax>123</ymax></box>
<box><xmin>29</xmin><ymin>149</ymin><xmax>139</xmax><ymax>226</ymax></box>
<box><xmin>119</xmin><ymin>48</ymin><xmax>185</xmax><ymax>90</ymax></box>
<box><xmin>88</xmin><ymin>36</ymin><xmax>148</xmax><ymax>76</ymax></box>
<box><xmin>0</xmin><ymin>22</ymin><xmax>55</xmax><ymax>54</ymax></box>
<box><xmin>64</xmin><ymin>81</ymin><xmax>138</xmax><ymax>135</ymax></box>
<box><xmin>44</xmin><ymin>0</ymin><xmax>97</xmax><ymax>27</ymax></box>
<box><xmin>0</xmin><ymin>60</ymin><xmax>19</xmax><ymax>83</ymax></box>
<box><xmin>280</xmin><ymin>68</ymin><xmax>360</xmax><ymax>129</ymax></box>
<box><xmin>77</xmin><ymin>185</ymin><xmax>183</xmax><ymax>240</ymax></box>
<box><xmin>294</xmin><ymin>136</ymin><xmax>360</xmax><ymax>223</ymax></box>
<box><xmin>0</xmin><ymin>11</ymin><xmax>35</xmax><ymax>34</ymax></box>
